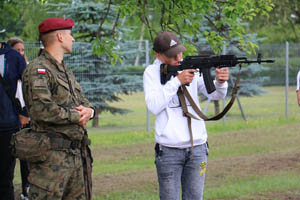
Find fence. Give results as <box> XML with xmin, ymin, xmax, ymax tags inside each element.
<box><xmin>22</xmin><ymin>41</ymin><xmax>300</xmax><ymax>131</ymax></box>
<box><xmin>24</xmin><ymin>42</ymin><xmax>300</xmax><ymax>87</ymax></box>
<box><xmin>24</xmin><ymin>40</ymin><xmax>150</xmax><ymax>99</ymax></box>
<box><xmin>257</xmin><ymin>43</ymin><xmax>300</xmax><ymax>86</ymax></box>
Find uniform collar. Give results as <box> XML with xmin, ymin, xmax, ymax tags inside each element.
<box><xmin>41</xmin><ymin>49</ymin><xmax>66</xmax><ymax>72</ymax></box>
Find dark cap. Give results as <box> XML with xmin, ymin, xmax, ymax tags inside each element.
<box><xmin>38</xmin><ymin>18</ymin><xmax>74</xmax><ymax>34</ymax></box>
<box><xmin>153</xmin><ymin>31</ymin><xmax>186</xmax><ymax>57</ymax></box>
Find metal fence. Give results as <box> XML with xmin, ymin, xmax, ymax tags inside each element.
<box><xmin>257</xmin><ymin>43</ymin><xmax>300</xmax><ymax>86</ymax></box>
<box><xmin>23</xmin><ymin>41</ymin><xmax>299</xmax><ymax>130</ymax></box>
<box><xmin>24</xmin><ymin>40</ymin><xmax>150</xmax><ymax>67</ymax></box>
<box><xmin>24</xmin><ymin>40</ymin><xmax>150</xmax><ymax>94</ymax></box>
<box><xmin>24</xmin><ymin>41</ymin><xmax>300</xmax><ymax>87</ymax></box>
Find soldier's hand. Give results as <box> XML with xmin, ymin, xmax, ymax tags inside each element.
<box><xmin>19</xmin><ymin>115</ymin><xmax>30</xmax><ymax>128</ymax></box>
<box><xmin>177</xmin><ymin>69</ymin><xmax>198</xmax><ymax>85</ymax></box>
<box><xmin>216</xmin><ymin>67</ymin><xmax>229</xmax><ymax>83</ymax></box>
<box><xmin>75</xmin><ymin>105</ymin><xmax>93</xmax><ymax>129</ymax></box>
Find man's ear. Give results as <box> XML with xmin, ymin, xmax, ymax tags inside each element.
<box><xmin>155</xmin><ymin>52</ymin><xmax>161</xmax><ymax>59</ymax></box>
<box><xmin>57</xmin><ymin>31</ymin><xmax>64</xmax><ymax>43</ymax></box>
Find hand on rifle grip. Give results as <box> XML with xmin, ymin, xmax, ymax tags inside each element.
<box><xmin>177</xmin><ymin>69</ymin><xmax>198</xmax><ymax>85</ymax></box>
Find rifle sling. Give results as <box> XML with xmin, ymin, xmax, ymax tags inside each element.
<box><xmin>177</xmin><ymin>69</ymin><xmax>241</xmax><ymax>149</ymax></box>
<box><xmin>82</xmin><ymin>130</ymin><xmax>92</xmax><ymax>200</ymax></box>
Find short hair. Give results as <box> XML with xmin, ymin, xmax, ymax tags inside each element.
<box><xmin>7</xmin><ymin>37</ymin><xmax>24</xmax><ymax>47</ymax></box>
<box><xmin>40</xmin><ymin>30</ymin><xmax>65</xmax><ymax>47</ymax></box>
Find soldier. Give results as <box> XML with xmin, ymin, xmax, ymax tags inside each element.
<box><xmin>22</xmin><ymin>18</ymin><xmax>94</xmax><ymax>200</ymax></box>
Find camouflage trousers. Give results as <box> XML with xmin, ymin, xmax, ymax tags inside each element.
<box><xmin>27</xmin><ymin>149</ymin><xmax>86</xmax><ymax>200</ymax></box>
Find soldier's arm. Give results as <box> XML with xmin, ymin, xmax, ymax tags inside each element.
<box><xmin>73</xmin><ymin>81</ymin><xmax>93</xmax><ymax>108</ymax></box>
<box><xmin>76</xmin><ymin>105</ymin><xmax>93</xmax><ymax>129</ymax></box>
<box><xmin>73</xmin><ymin>80</ymin><xmax>95</xmax><ymax>121</ymax></box>
<box><xmin>25</xmin><ymin>67</ymin><xmax>80</xmax><ymax>124</ymax></box>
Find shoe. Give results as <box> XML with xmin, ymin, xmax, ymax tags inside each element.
<box><xmin>20</xmin><ymin>193</ymin><xmax>29</xmax><ymax>200</ymax></box>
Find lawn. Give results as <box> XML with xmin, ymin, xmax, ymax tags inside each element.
<box><xmin>14</xmin><ymin>86</ymin><xmax>300</xmax><ymax>199</ymax></box>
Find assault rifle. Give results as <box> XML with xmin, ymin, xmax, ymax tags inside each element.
<box><xmin>160</xmin><ymin>54</ymin><xmax>275</xmax><ymax>94</ymax></box>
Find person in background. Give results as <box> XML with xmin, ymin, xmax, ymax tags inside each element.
<box><xmin>143</xmin><ymin>31</ymin><xmax>229</xmax><ymax>200</ymax></box>
<box><xmin>0</xmin><ymin>38</ymin><xmax>27</xmax><ymax>200</ymax></box>
<box><xmin>7</xmin><ymin>38</ymin><xmax>29</xmax><ymax>64</ymax></box>
<box><xmin>296</xmin><ymin>70</ymin><xmax>300</xmax><ymax>106</ymax></box>
<box><xmin>7</xmin><ymin>37</ymin><xmax>30</xmax><ymax>200</ymax></box>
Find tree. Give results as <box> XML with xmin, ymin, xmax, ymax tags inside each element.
<box><xmin>119</xmin><ymin>0</ymin><xmax>273</xmax><ymax>116</ymax></box>
<box><xmin>0</xmin><ymin>0</ymin><xmax>71</xmax><ymax>41</ymax></box>
<box><xmin>249</xmin><ymin>0</ymin><xmax>300</xmax><ymax>43</ymax></box>
<box><xmin>50</xmin><ymin>1</ymin><xmax>143</xmax><ymax>127</ymax></box>
<box><xmin>119</xmin><ymin>0</ymin><xmax>274</xmax><ymax>54</ymax></box>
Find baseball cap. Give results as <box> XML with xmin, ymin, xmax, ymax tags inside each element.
<box><xmin>153</xmin><ymin>31</ymin><xmax>186</xmax><ymax>58</ymax></box>
<box><xmin>38</xmin><ymin>18</ymin><xmax>74</xmax><ymax>34</ymax></box>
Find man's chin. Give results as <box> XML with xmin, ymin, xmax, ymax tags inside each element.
<box><xmin>65</xmin><ymin>49</ymin><xmax>72</xmax><ymax>54</ymax></box>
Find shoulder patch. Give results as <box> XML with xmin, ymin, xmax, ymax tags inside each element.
<box><xmin>37</xmin><ymin>68</ymin><xmax>46</xmax><ymax>74</ymax></box>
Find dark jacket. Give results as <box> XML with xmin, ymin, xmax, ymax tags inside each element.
<box><xmin>0</xmin><ymin>42</ymin><xmax>26</xmax><ymax>132</ymax></box>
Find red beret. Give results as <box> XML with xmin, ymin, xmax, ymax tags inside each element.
<box><xmin>38</xmin><ymin>18</ymin><xmax>74</xmax><ymax>34</ymax></box>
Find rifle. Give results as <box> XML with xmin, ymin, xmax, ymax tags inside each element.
<box><xmin>160</xmin><ymin>53</ymin><xmax>275</xmax><ymax>94</ymax></box>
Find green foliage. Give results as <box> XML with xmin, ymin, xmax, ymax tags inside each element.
<box><xmin>120</xmin><ymin>0</ymin><xmax>274</xmax><ymax>54</ymax></box>
<box><xmin>248</xmin><ymin>0</ymin><xmax>300</xmax><ymax>43</ymax></box>
<box><xmin>0</xmin><ymin>0</ymin><xmax>71</xmax><ymax>41</ymax></box>
<box><xmin>51</xmin><ymin>2</ymin><xmax>143</xmax><ymax>117</ymax></box>
<box><xmin>64</xmin><ymin>42</ymin><xmax>142</xmax><ymax>115</ymax></box>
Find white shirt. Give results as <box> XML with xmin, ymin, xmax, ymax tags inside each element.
<box><xmin>296</xmin><ymin>71</ymin><xmax>300</xmax><ymax>91</ymax></box>
<box><xmin>15</xmin><ymin>80</ymin><xmax>25</xmax><ymax>108</ymax></box>
<box><xmin>143</xmin><ymin>58</ymin><xmax>228</xmax><ymax>148</ymax></box>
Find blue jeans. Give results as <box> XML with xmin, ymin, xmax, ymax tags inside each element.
<box><xmin>155</xmin><ymin>143</ymin><xmax>208</xmax><ymax>200</ymax></box>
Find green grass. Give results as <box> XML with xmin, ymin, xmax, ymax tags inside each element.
<box><xmin>93</xmin><ymin>155</ymin><xmax>154</xmax><ymax>174</ymax></box>
<box><xmin>89</xmin><ymin>130</ymin><xmax>154</xmax><ymax>147</ymax></box>
<box><xmin>204</xmin><ymin>172</ymin><xmax>300</xmax><ymax>199</ymax></box>
<box><xmin>93</xmin><ymin>190</ymin><xmax>158</xmax><ymax>200</ymax></box>
<box><xmin>90</xmin><ymin>86</ymin><xmax>300</xmax><ymax>199</ymax></box>
<box><xmin>14</xmin><ymin>86</ymin><xmax>300</xmax><ymax>199</ymax></box>
<box><xmin>91</xmin><ymin>86</ymin><xmax>300</xmax><ymax>132</ymax></box>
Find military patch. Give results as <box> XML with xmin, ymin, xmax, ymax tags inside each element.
<box><xmin>37</xmin><ymin>68</ymin><xmax>46</xmax><ymax>74</ymax></box>
<box><xmin>200</xmin><ymin>161</ymin><xmax>206</xmax><ymax>175</ymax></box>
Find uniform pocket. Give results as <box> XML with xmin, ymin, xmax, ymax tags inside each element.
<box><xmin>56</xmin><ymin>75</ymin><xmax>70</xmax><ymax>91</ymax></box>
<box><xmin>11</xmin><ymin>128</ymin><xmax>51</xmax><ymax>163</ymax></box>
<box><xmin>28</xmin><ymin>151</ymin><xmax>70</xmax><ymax>193</ymax></box>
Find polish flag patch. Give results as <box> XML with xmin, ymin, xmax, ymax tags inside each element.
<box><xmin>37</xmin><ymin>68</ymin><xmax>46</xmax><ymax>74</ymax></box>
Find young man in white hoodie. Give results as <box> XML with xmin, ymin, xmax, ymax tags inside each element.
<box><xmin>143</xmin><ymin>31</ymin><xmax>229</xmax><ymax>200</ymax></box>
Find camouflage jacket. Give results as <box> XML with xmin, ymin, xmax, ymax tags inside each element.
<box><xmin>22</xmin><ymin>49</ymin><xmax>93</xmax><ymax>141</ymax></box>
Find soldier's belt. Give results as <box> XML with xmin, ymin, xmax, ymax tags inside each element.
<box><xmin>50</xmin><ymin>138</ymin><xmax>82</xmax><ymax>150</ymax></box>
<box><xmin>11</xmin><ymin>128</ymin><xmax>91</xmax><ymax>163</ymax></box>
<box><xmin>47</xmin><ymin>132</ymin><xmax>91</xmax><ymax>150</ymax></box>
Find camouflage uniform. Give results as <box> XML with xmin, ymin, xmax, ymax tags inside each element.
<box><xmin>22</xmin><ymin>49</ymin><xmax>93</xmax><ymax>200</ymax></box>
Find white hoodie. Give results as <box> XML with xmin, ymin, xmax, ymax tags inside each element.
<box><xmin>143</xmin><ymin>58</ymin><xmax>228</xmax><ymax>148</ymax></box>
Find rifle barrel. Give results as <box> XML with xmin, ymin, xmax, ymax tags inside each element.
<box><xmin>238</xmin><ymin>59</ymin><xmax>275</xmax><ymax>64</ymax></box>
